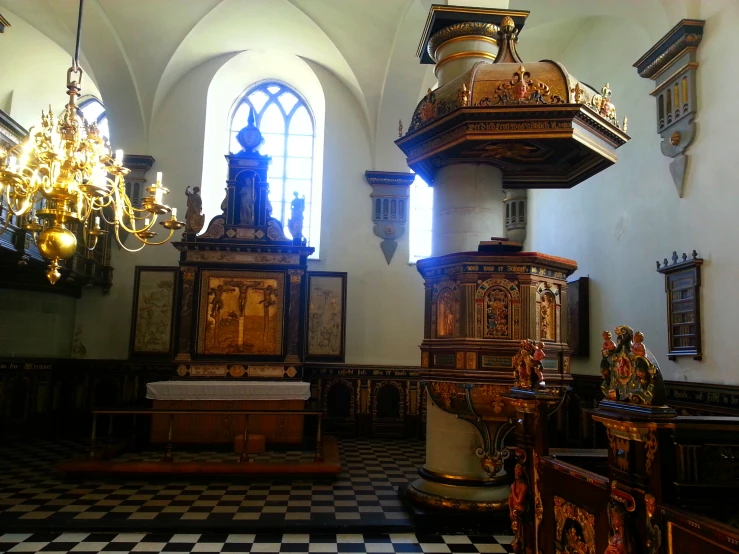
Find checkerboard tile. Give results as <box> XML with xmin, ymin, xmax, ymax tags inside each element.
<box><xmin>0</xmin><ymin>439</ymin><xmax>426</xmax><ymax>529</ymax></box>
<box><xmin>0</xmin><ymin>532</ymin><xmax>515</xmax><ymax>553</ymax></box>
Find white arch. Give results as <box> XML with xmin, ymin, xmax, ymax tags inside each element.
<box><xmin>201</xmin><ymin>50</ymin><xmax>326</xmax><ymax>256</ymax></box>
<box><xmin>153</xmin><ymin>0</ymin><xmax>367</xmax><ymax>142</ymax></box>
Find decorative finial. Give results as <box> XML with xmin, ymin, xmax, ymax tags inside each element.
<box><xmin>571</xmin><ymin>82</ymin><xmax>585</xmax><ymax>103</ymax></box>
<box><xmin>622</xmin><ymin>116</ymin><xmax>628</xmax><ymax>132</ymax></box>
<box><xmin>427</xmin><ymin>87</ymin><xmax>433</xmax><ymax>98</ymax></box>
<box><xmin>601</xmin><ymin>83</ymin><xmax>612</xmax><ymax>98</ymax></box>
<box><xmin>501</xmin><ymin>16</ymin><xmax>515</xmax><ymax>32</ymax></box>
<box><xmin>671</xmin><ymin>251</ymin><xmax>679</xmax><ymax>264</ymax></box>
<box><xmin>398</xmin><ymin>119</ymin><xmax>403</xmax><ymax>138</ymax></box>
<box><xmin>692</xmin><ymin>250</ymin><xmax>698</xmax><ymax>259</ymax></box>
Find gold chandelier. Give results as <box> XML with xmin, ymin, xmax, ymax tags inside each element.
<box><xmin>0</xmin><ymin>0</ymin><xmax>183</xmax><ymax>285</ymax></box>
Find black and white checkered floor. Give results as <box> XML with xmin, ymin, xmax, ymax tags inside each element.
<box><xmin>0</xmin><ymin>439</ymin><xmax>424</xmax><ymax>530</ymax></box>
<box><xmin>0</xmin><ymin>532</ymin><xmax>515</xmax><ymax>553</ymax></box>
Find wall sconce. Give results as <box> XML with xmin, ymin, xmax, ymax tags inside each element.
<box><xmin>364</xmin><ymin>171</ymin><xmax>415</xmax><ymax>264</ymax></box>
<box><xmin>634</xmin><ymin>20</ymin><xmax>704</xmax><ymax>198</ymax></box>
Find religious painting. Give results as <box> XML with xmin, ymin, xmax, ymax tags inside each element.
<box><xmin>197</xmin><ymin>270</ymin><xmax>285</xmax><ymax>356</ymax></box>
<box><xmin>540</xmin><ymin>290</ymin><xmax>556</xmax><ymax>341</ymax></box>
<box><xmin>435</xmin><ymin>285</ymin><xmax>457</xmax><ymax>338</ymax></box>
<box><xmin>130</xmin><ymin>267</ymin><xmax>177</xmax><ymax>356</ymax></box>
<box><xmin>485</xmin><ymin>288</ymin><xmax>510</xmax><ymax>338</ymax></box>
<box><xmin>475</xmin><ymin>277</ymin><xmax>520</xmax><ymax>340</ymax></box>
<box><xmin>305</xmin><ymin>272</ymin><xmax>347</xmax><ymax>362</ymax></box>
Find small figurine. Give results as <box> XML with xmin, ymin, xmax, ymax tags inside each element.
<box><xmin>185</xmin><ymin>186</ymin><xmax>205</xmax><ymax>234</ymax></box>
<box><xmin>458</xmin><ymin>83</ymin><xmax>470</xmax><ymax>107</ymax></box>
<box><xmin>604</xmin><ymin>501</ymin><xmax>635</xmax><ymax>554</ymax></box>
<box><xmin>513</xmin><ymin>65</ymin><xmax>529</xmax><ymax>101</ymax></box>
<box><xmin>644</xmin><ymin>494</ymin><xmax>661</xmax><ymax>554</ymax></box>
<box><xmin>239</xmin><ymin>184</ymin><xmax>255</xmax><ymax>226</ymax></box>
<box><xmin>632</xmin><ymin>331</ymin><xmax>646</xmax><ymax>357</ymax></box>
<box><xmin>287</xmin><ymin>191</ymin><xmax>306</xmax><ymax>245</ymax></box>
<box><xmin>532</xmin><ymin>341</ymin><xmax>546</xmax><ymax>387</ymax></box>
<box><xmin>509</xmin><ymin>463</ymin><xmax>529</xmax><ymax>554</ymax></box>
<box><xmin>602</xmin><ymin>331</ymin><xmax>617</xmax><ymax>358</ymax></box>
<box><xmin>220</xmin><ymin>187</ymin><xmax>228</xmax><ymax>214</ymax></box>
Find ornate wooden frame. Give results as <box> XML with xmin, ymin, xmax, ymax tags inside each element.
<box><xmin>129</xmin><ymin>266</ymin><xmax>178</xmax><ymax>358</ymax></box>
<box><xmin>305</xmin><ymin>271</ymin><xmax>347</xmax><ymax>362</ymax></box>
<box><xmin>195</xmin><ymin>269</ymin><xmax>286</xmax><ymax>357</ymax></box>
<box><xmin>657</xmin><ymin>251</ymin><xmax>703</xmax><ymax>360</ymax></box>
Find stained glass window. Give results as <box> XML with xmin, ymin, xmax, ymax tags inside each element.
<box><xmin>230</xmin><ymin>82</ymin><xmax>317</xmax><ymax>250</ymax></box>
<box><xmin>409</xmin><ymin>174</ymin><xmax>433</xmax><ymax>262</ymax></box>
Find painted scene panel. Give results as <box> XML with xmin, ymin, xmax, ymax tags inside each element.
<box><xmin>307</xmin><ymin>275</ymin><xmax>345</xmax><ymax>357</ymax></box>
<box><xmin>199</xmin><ymin>271</ymin><xmax>284</xmax><ymax>355</ymax></box>
<box><xmin>133</xmin><ymin>270</ymin><xmax>176</xmax><ymax>353</ymax></box>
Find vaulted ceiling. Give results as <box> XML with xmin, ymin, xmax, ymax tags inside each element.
<box><xmin>0</xmin><ymin>0</ymin><xmax>707</xmax><ymax>153</ymax></box>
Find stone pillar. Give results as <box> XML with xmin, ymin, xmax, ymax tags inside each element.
<box><xmin>429</xmin><ymin>19</ymin><xmax>506</xmax><ymax>257</ymax></box>
<box><xmin>432</xmin><ymin>164</ymin><xmax>505</xmax><ymax>256</ymax></box>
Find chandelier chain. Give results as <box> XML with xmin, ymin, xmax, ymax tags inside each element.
<box><xmin>72</xmin><ymin>0</ymin><xmax>85</xmax><ymax>71</ymax></box>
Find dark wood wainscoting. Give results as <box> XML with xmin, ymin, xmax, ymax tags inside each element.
<box><xmin>0</xmin><ymin>359</ymin><xmax>425</xmax><ymax>440</ymax></box>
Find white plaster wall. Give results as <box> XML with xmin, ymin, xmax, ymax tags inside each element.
<box><xmin>74</xmin><ymin>52</ymin><xmax>425</xmax><ymax>365</ymax></box>
<box><xmin>527</xmin><ymin>9</ymin><xmax>739</xmax><ymax>385</ymax></box>
<box><xmin>0</xmin><ymin>8</ymin><xmax>102</xmax><ymax>128</ymax></box>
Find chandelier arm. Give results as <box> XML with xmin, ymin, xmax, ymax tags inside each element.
<box><xmin>112</xmin><ymin>224</ymin><xmax>147</xmax><ymax>253</ymax></box>
<box><xmin>136</xmin><ymin>227</ymin><xmax>177</xmax><ymax>247</ymax></box>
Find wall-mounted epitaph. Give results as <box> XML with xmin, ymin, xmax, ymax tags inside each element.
<box><xmin>364</xmin><ymin>171</ymin><xmax>415</xmax><ymax>264</ymax></box>
<box><xmin>634</xmin><ymin>20</ymin><xmax>704</xmax><ymax>197</ymax></box>
<box><xmin>657</xmin><ymin>251</ymin><xmax>703</xmax><ymax>360</ymax></box>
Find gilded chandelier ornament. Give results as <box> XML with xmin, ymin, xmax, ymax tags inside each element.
<box><xmin>0</xmin><ymin>0</ymin><xmax>183</xmax><ymax>284</ymax></box>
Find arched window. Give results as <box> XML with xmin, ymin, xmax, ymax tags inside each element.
<box><xmin>77</xmin><ymin>97</ymin><xmax>109</xmax><ymax>140</ymax></box>
<box><xmin>409</xmin><ymin>174</ymin><xmax>433</xmax><ymax>262</ymax></box>
<box><xmin>230</xmin><ymin>82</ymin><xmax>317</xmax><ymax>247</ymax></box>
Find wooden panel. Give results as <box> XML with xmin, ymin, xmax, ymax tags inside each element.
<box><xmin>150</xmin><ymin>399</ymin><xmax>305</xmax><ymax>444</ymax></box>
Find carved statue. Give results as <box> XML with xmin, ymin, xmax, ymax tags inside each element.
<box><xmin>533</xmin><ymin>341</ymin><xmax>546</xmax><ymax>387</ymax></box>
<box><xmin>287</xmin><ymin>191</ymin><xmax>305</xmax><ymax>244</ymax></box>
<box><xmin>220</xmin><ymin>187</ymin><xmax>228</xmax><ymax>214</ymax></box>
<box><xmin>604</xmin><ymin>501</ymin><xmax>635</xmax><ymax>554</ymax></box>
<box><xmin>185</xmin><ymin>186</ymin><xmax>205</xmax><ymax>234</ymax></box>
<box><xmin>644</xmin><ymin>494</ymin><xmax>661</xmax><ymax>554</ymax></box>
<box><xmin>509</xmin><ymin>462</ymin><xmax>529</xmax><ymax>554</ymax></box>
<box><xmin>601</xmin><ymin>331</ymin><xmax>617</xmax><ymax>358</ymax></box>
<box><xmin>512</xmin><ymin>339</ymin><xmax>545</xmax><ymax>390</ymax></box>
<box><xmin>632</xmin><ymin>331</ymin><xmax>646</xmax><ymax>357</ymax></box>
<box><xmin>600</xmin><ymin>326</ymin><xmax>665</xmax><ymax>406</ymax></box>
<box><xmin>239</xmin><ymin>182</ymin><xmax>255</xmax><ymax>226</ymax></box>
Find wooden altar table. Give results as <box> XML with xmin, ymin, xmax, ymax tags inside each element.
<box><xmin>147</xmin><ymin>381</ymin><xmax>311</xmax><ymax>445</ymax></box>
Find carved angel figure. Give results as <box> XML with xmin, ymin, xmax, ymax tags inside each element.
<box><xmin>185</xmin><ymin>186</ymin><xmax>205</xmax><ymax>233</ymax></box>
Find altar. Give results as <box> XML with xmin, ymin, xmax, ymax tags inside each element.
<box><xmin>148</xmin><ymin>381</ymin><xmax>311</xmax><ymax>445</ymax></box>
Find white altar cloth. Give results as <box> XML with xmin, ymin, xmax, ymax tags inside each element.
<box><xmin>146</xmin><ymin>381</ymin><xmax>311</xmax><ymax>401</ymax></box>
